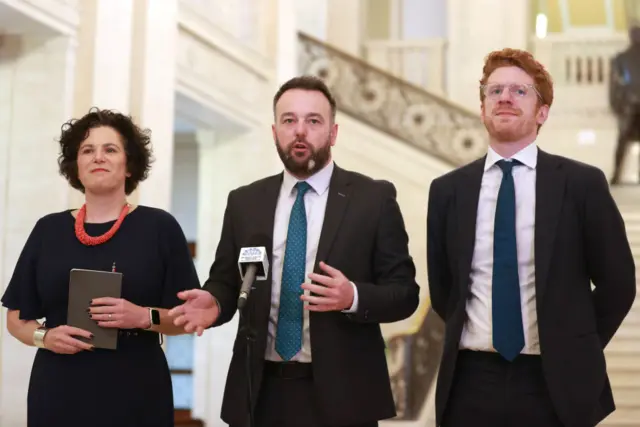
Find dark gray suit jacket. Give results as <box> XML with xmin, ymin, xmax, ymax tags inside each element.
<box><xmin>427</xmin><ymin>149</ymin><xmax>636</xmax><ymax>427</ymax></box>
<box><xmin>204</xmin><ymin>164</ymin><xmax>420</xmax><ymax>426</ymax></box>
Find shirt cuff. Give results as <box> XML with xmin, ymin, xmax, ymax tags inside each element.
<box><xmin>342</xmin><ymin>281</ymin><xmax>359</xmax><ymax>313</ymax></box>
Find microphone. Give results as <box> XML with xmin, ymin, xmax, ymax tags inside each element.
<box><xmin>237</xmin><ymin>235</ymin><xmax>270</xmax><ymax>310</ymax></box>
<box><xmin>236</xmin><ymin>235</ymin><xmax>270</xmax><ymax>427</ymax></box>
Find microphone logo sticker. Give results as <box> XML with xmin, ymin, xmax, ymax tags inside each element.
<box><xmin>237</xmin><ymin>246</ymin><xmax>269</xmax><ymax>280</ymax></box>
<box><xmin>238</xmin><ymin>247</ymin><xmax>266</xmax><ymax>264</ymax></box>
<box><xmin>241</xmin><ymin>248</ymin><xmax>262</xmax><ymax>257</ymax></box>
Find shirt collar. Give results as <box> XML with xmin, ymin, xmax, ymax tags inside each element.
<box><xmin>282</xmin><ymin>161</ymin><xmax>334</xmax><ymax>196</ymax></box>
<box><xmin>484</xmin><ymin>143</ymin><xmax>538</xmax><ymax>172</ymax></box>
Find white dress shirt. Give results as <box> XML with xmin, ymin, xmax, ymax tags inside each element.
<box><xmin>459</xmin><ymin>143</ymin><xmax>540</xmax><ymax>355</ymax></box>
<box><xmin>264</xmin><ymin>161</ymin><xmax>359</xmax><ymax>362</ymax></box>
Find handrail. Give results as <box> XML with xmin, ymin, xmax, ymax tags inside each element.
<box><xmin>297</xmin><ymin>32</ymin><xmax>488</xmax><ymax>167</ymax></box>
<box><xmin>300</xmin><ymin>33</ymin><xmax>476</xmax><ymax>115</ymax></box>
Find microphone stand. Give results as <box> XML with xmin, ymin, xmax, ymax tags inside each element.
<box><xmin>238</xmin><ymin>294</ymin><xmax>256</xmax><ymax>427</ymax></box>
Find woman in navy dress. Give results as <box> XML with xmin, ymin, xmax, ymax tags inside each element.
<box><xmin>2</xmin><ymin>108</ymin><xmax>200</xmax><ymax>427</ymax></box>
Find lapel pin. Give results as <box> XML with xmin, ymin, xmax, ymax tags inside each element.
<box><xmin>338</xmin><ymin>192</ymin><xmax>346</xmax><ymax>197</ymax></box>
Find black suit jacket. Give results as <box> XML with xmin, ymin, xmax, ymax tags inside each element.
<box><xmin>426</xmin><ymin>149</ymin><xmax>636</xmax><ymax>427</ymax></box>
<box><xmin>203</xmin><ymin>164</ymin><xmax>420</xmax><ymax>426</ymax></box>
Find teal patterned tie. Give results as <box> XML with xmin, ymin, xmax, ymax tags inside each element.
<box><xmin>275</xmin><ymin>181</ymin><xmax>311</xmax><ymax>361</ymax></box>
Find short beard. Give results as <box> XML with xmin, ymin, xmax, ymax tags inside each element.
<box><xmin>276</xmin><ymin>137</ymin><xmax>331</xmax><ymax>177</ymax></box>
<box><xmin>484</xmin><ymin>111</ymin><xmax>538</xmax><ymax>143</ymax></box>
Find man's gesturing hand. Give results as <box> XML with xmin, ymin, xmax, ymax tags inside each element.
<box><xmin>168</xmin><ymin>289</ymin><xmax>220</xmax><ymax>336</ymax></box>
<box><xmin>301</xmin><ymin>261</ymin><xmax>354</xmax><ymax>312</ymax></box>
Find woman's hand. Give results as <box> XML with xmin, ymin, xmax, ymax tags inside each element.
<box><xmin>89</xmin><ymin>297</ymin><xmax>149</xmax><ymax>329</ymax></box>
<box><xmin>44</xmin><ymin>325</ymin><xmax>94</xmax><ymax>354</ymax></box>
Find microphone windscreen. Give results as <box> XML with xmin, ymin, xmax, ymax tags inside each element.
<box><xmin>237</xmin><ymin>233</ymin><xmax>271</xmax><ymax>280</ymax></box>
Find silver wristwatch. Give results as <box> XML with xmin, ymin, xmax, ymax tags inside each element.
<box><xmin>33</xmin><ymin>327</ymin><xmax>49</xmax><ymax>349</ymax></box>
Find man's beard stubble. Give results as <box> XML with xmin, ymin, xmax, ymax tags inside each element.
<box><xmin>276</xmin><ymin>137</ymin><xmax>332</xmax><ymax>177</ymax></box>
<box><xmin>484</xmin><ymin>109</ymin><xmax>538</xmax><ymax>143</ymax></box>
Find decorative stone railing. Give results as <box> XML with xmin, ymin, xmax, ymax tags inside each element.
<box><xmin>531</xmin><ymin>32</ymin><xmax>627</xmax><ymax>123</ymax></box>
<box><xmin>364</xmin><ymin>38</ymin><xmax>447</xmax><ymax>96</ymax></box>
<box><xmin>298</xmin><ymin>32</ymin><xmax>488</xmax><ymax>168</ymax></box>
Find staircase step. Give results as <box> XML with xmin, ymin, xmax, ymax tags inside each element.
<box><xmin>611</xmin><ymin>385</ymin><xmax>640</xmax><ymax>406</ymax></box>
<box><xmin>592</xmin><ymin>207</ymin><xmax>640</xmax><ymax>425</ymax></box>
<box><xmin>598</xmin><ymin>407</ymin><xmax>640</xmax><ymax>426</ymax></box>
<box><xmin>606</xmin><ymin>336</ymin><xmax>640</xmax><ymax>352</ymax></box>
<box><xmin>608</xmin><ymin>327</ymin><xmax>640</xmax><ymax>342</ymax></box>
<box><xmin>611</xmin><ymin>187</ymin><xmax>640</xmax><ymax>206</ymax></box>
<box><xmin>621</xmin><ymin>214</ymin><xmax>640</xmax><ymax>223</ymax></box>
<box><xmin>608</xmin><ymin>370</ymin><xmax>640</xmax><ymax>388</ymax></box>
<box><xmin>621</xmin><ymin>305</ymin><xmax>640</xmax><ymax>321</ymax></box>
<box><xmin>604</xmin><ymin>353</ymin><xmax>640</xmax><ymax>370</ymax></box>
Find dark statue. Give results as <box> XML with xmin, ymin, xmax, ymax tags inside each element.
<box><xmin>610</xmin><ymin>25</ymin><xmax>640</xmax><ymax>185</ymax></box>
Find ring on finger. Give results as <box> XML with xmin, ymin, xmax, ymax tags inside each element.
<box><xmin>108</xmin><ymin>313</ymin><xmax>112</xmax><ymax>319</ymax></box>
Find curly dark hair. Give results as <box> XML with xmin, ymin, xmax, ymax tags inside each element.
<box><xmin>57</xmin><ymin>108</ymin><xmax>153</xmax><ymax>195</ymax></box>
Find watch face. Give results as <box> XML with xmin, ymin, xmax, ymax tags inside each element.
<box><xmin>151</xmin><ymin>309</ymin><xmax>160</xmax><ymax>325</ymax></box>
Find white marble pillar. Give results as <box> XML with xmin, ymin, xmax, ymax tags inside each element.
<box><xmin>0</xmin><ymin>34</ymin><xmax>77</xmax><ymax>427</ymax></box>
<box><xmin>402</xmin><ymin>0</ymin><xmax>447</xmax><ymax>39</ymax></box>
<box><xmin>191</xmin><ymin>130</ymin><xmax>224</xmax><ymax>426</ymax></box>
<box><xmin>191</xmin><ymin>130</ymin><xmax>246</xmax><ymax>427</ymax></box>
<box><xmin>130</xmin><ymin>0</ymin><xmax>178</xmax><ymax>211</ymax></box>
<box><xmin>69</xmin><ymin>0</ymin><xmax>134</xmax><ymax>208</ymax></box>
<box><xmin>446</xmin><ymin>0</ymin><xmax>530</xmax><ymax>111</ymax></box>
<box><xmin>191</xmin><ymin>126</ymin><xmax>281</xmax><ymax>426</ymax></box>
<box><xmin>236</xmin><ymin>0</ymin><xmax>262</xmax><ymax>49</ymax></box>
<box><xmin>73</xmin><ymin>0</ymin><xmax>134</xmax><ymax>114</ymax></box>
<box><xmin>170</xmin><ymin>134</ymin><xmax>199</xmax><ymax>242</ymax></box>
<box><xmin>0</xmin><ymin>37</ymin><xmax>16</xmax><ymax>297</ymax></box>
<box><xmin>296</xmin><ymin>0</ymin><xmax>328</xmax><ymax>41</ymax></box>
<box><xmin>326</xmin><ymin>0</ymin><xmax>364</xmax><ymax>56</ymax></box>
<box><xmin>275</xmin><ymin>0</ymin><xmax>298</xmax><ymax>83</ymax></box>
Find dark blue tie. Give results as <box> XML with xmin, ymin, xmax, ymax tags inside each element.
<box><xmin>275</xmin><ymin>181</ymin><xmax>311</xmax><ymax>361</ymax></box>
<box><xmin>492</xmin><ymin>160</ymin><xmax>525</xmax><ymax>361</ymax></box>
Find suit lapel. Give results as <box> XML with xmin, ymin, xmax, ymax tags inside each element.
<box><xmin>315</xmin><ymin>165</ymin><xmax>351</xmax><ymax>271</ymax></box>
<box><xmin>252</xmin><ymin>174</ymin><xmax>282</xmax><ymax>303</ymax></box>
<box><xmin>456</xmin><ymin>158</ymin><xmax>485</xmax><ymax>293</ymax></box>
<box><xmin>534</xmin><ymin>150</ymin><xmax>564</xmax><ymax>303</ymax></box>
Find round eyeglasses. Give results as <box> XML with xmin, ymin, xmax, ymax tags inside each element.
<box><xmin>480</xmin><ymin>83</ymin><xmax>540</xmax><ymax>99</ymax></box>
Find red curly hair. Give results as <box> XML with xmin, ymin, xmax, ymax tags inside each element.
<box><xmin>479</xmin><ymin>48</ymin><xmax>554</xmax><ymax>108</ymax></box>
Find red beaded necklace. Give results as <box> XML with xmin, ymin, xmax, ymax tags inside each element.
<box><xmin>74</xmin><ymin>203</ymin><xmax>130</xmax><ymax>246</ymax></box>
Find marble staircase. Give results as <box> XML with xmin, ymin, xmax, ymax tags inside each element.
<box><xmin>600</xmin><ymin>187</ymin><xmax>640</xmax><ymax>426</ymax></box>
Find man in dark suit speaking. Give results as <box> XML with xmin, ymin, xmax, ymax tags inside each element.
<box><xmin>427</xmin><ymin>48</ymin><xmax>636</xmax><ymax>427</ymax></box>
<box><xmin>169</xmin><ymin>75</ymin><xmax>420</xmax><ymax>427</ymax></box>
